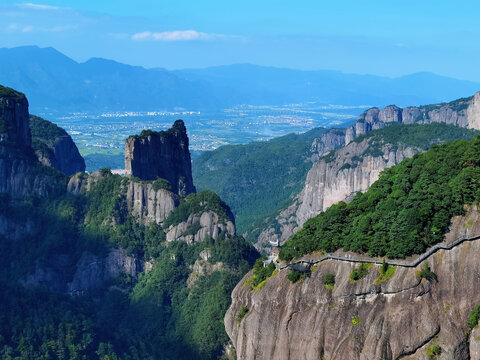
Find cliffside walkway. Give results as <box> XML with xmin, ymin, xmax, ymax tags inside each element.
<box><xmin>276</xmin><ymin>234</ymin><xmax>480</xmax><ymax>271</ymax></box>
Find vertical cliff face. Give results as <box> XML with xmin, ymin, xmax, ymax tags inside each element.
<box><xmin>125</xmin><ymin>119</ymin><xmax>195</xmax><ymax>196</ymax></box>
<box><xmin>0</xmin><ymin>86</ymin><xmax>31</xmax><ymax>147</ymax></box>
<box><xmin>345</xmin><ymin>92</ymin><xmax>480</xmax><ymax>142</ymax></box>
<box><xmin>226</xmin><ymin>207</ymin><xmax>480</xmax><ymax>360</ymax></box>
<box><xmin>0</xmin><ymin>86</ymin><xmax>66</xmax><ymax>201</ymax></box>
<box><xmin>252</xmin><ymin>94</ymin><xmax>480</xmax><ymax>250</ymax></box>
<box><xmin>125</xmin><ymin>180</ymin><xmax>179</xmax><ymax>225</ymax></box>
<box><xmin>309</xmin><ymin>128</ymin><xmax>347</xmax><ymax>161</ymax></box>
<box><xmin>255</xmin><ymin>123</ymin><xmax>479</xmax><ymax>251</ymax></box>
<box><xmin>255</xmin><ymin>139</ymin><xmax>417</xmax><ymax>250</ymax></box>
<box><xmin>30</xmin><ymin>115</ymin><xmax>85</xmax><ymax>176</ymax></box>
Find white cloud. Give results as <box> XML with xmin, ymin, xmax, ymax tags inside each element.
<box><xmin>132</xmin><ymin>31</ymin><xmax>152</xmax><ymax>41</ymax></box>
<box><xmin>8</xmin><ymin>23</ymin><xmax>77</xmax><ymax>33</ymax></box>
<box><xmin>17</xmin><ymin>3</ymin><xmax>61</xmax><ymax>11</ymax></box>
<box><xmin>132</xmin><ymin>30</ymin><xmax>225</xmax><ymax>42</ymax></box>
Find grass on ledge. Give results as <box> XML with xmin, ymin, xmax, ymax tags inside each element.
<box><xmin>374</xmin><ymin>265</ymin><xmax>396</xmax><ymax>285</ymax></box>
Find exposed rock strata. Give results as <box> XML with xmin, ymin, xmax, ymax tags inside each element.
<box><xmin>125</xmin><ymin>119</ymin><xmax>195</xmax><ymax>196</ymax></box>
<box><xmin>255</xmin><ymin>93</ymin><xmax>480</xmax><ymax>250</ymax></box>
<box><xmin>166</xmin><ymin>210</ymin><xmax>235</xmax><ymax>244</ymax></box>
<box><xmin>227</xmin><ymin>207</ymin><xmax>480</xmax><ymax>360</ymax></box>
<box><xmin>24</xmin><ymin>248</ymin><xmax>144</xmax><ymax>294</ymax></box>
<box><xmin>0</xmin><ymin>86</ymin><xmax>31</xmax><ymax>147</ymax></box>
<box><xmin>256</xmin><ymin>139</ymin><xmax>418</xmax><ymax>250</ymax></box>
<box><xmin>125</xmin><ymin>180</ymin><xmax>179</xmax><ymax>225</ymax></box>
<box><xmin>0</xmin><ymin>86</ymin><xmax>65</xmax><ymax>200</ymax></box>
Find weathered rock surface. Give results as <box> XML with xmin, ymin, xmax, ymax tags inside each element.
<box><xmin>346</xmin><ymin>93</ymin><xmax>480</xmax><ymax>142</ymax></box>
<box><xmin>0</xmin><ymin>86</ymin><xmax>66</xmax><ymax>200</ymax></box>
<box><xmin>166</xmin><ymin>210</ymin><xmax>235</xmax><ymax>244</ymax></box>
<box><xmin>255</xmin><ymin>139</ymin><xmax>418</xmax><ymax>250</ymax></box>
<box><xmin>125</xmin><ymin>180</ymin><xmax>179</xmax><ymax>225</ymax></box>
<box><xmin>68</xmin><ymin>170</ymin><xmax>179</xmax><ymax>226</ymax></box>
<box><xmin>187</xmin><ymin>250</ymin><xmax>225</xmax><ymax>287</ymax></box>
<box><xmin>227</xmin><ymin>207</ymin><xmax>480</xmax><ymax>360</ymax></box>
<box><xmin>0</xmin><ymin>86</ymin><xmax>31</xmax><ymax>147</ymax></box>
<box><xmin>254</xmin><ymin>93</ymin><xmax>480</xmax><ymax>250</ymax></box>
<box><xmin>125</xmin><ymin>119</ymin><xmax>195</xmax><ymax>196</ymax></box>
<box><xmin>24</xmin><ymin>248</ymin><xmax>144</xmax><ymax>294</ymax></box>
<box><xmin>30</xmin><ymin>115</ymin><xmax>85</xmax><ymax>176</ymax></box>
<box><xmin>67</xmin><ymin>249</ymin><xmax>142</xmax><ymax>294</ymax></box>
<box><xmin>309</xmin><ymin>128</ymin><xmax>347</xmax><ymax>161</ymax></box>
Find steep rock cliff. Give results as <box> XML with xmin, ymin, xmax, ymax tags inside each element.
<box><xmin>68</xmin><ymin>170</ymin><xmax>179</xmax><ymax>226</ymax></box>
<box><xmin>227</xmin><ymin>206</ymin><xmax>480</xmax><ymax>360</ymax></box>
<box><xmin>125</xmin><ymin>119</ymin><xmax>195</xmax><ymax>196</ymax></box>
<box><xmin>345</xmin><ymin>92</ymin><xmax>480</xmax><ymax>142</ymax></box>
<box><xmin>0</xmin><ymin>86</ymin><xmax>30</xmax><ymax>147</ymax></box>
<box><xmin>255</xmin><ymin>123</ymin><xmax>480</xmax><ymax>251</ymax></box>
<box><xmin>23</xmin><ymin>248</ymin><xmax>144</xmax><ymax>294</ymax></box>
<box><xmin>30</xmin><ymin>115</ymin><xmax>85</xmax><ymax>176</ymax></box>
<box><xmin>0</xmin><ymin>86</ymin><xmax>66</xmax><ymax>200</ymax></box>
<box><xmin>166</xmin><ymin>210</ymin><xmax>235</xmax><ymax>244</ymax></box>
<box><xmin>164</xmin><ymin>190</ymin><xmax>236</xmax><ymax>244</ymax></box>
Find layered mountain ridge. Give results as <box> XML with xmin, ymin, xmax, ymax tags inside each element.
<box><xmin>2</xmin><ymin>46</ymin><xmax>480</xmax><ymax>112</ymax></box>
<box><xmin>0</xmin><ymin>85</ymin><xmax>258</xmax><ymax>359</ymax></box>
<box><xmin>254</xmin><ymin>93</ymin><xmax>480</xmax><ymax>250</ymax></box>
<box><xmin>226</xmin><ymin>132</ymin><xmax>480</xmax><ymax>359</ymax></box>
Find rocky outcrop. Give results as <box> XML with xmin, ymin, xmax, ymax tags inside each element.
<box><xmin>125</xmin><ymin>180</ymin><xmax>179</xmax><ymax>225</ymax></box>
<box><xmin>226</xmin><ymin>207</ymin><xmax>480</xmax><ymax>360</ymax></box>
<box><xmin>0</xmin><ymin>86</ymin><xmax>30</xmax><ymax>147</ymax></box>
<box><xmin>187</xmin><ymin>249</ymin><xmax>226</xmax><ymax>287</ymax></box>
<box><xmin>256</xmin><ymin>139</ymin><xmax>419</xmax><ymax>250</ymax></box>
<box><xmin>24</xmin><ymin>248</ymin><xmax>144</xmax><ymax>294</ymax></box>
<box><xmin>346</xmin><ymin>93</ymin><xmax>480</xmax><ymax>142</ymax></box>
<box><xmin>30</xmin><ymin>115</ymin><xmax>85</xmax><ymax>176</ymax></box>
<box><xmin>0</xmin><ymin>86</ymin><xmax>66</xmax><ymax>200</ymax></box>
<box><xmin>68</xmin><ymin>170</ymin><xmax>179</xmax><ymax>226</ymax></box>
<box><xmin>309</xmin><ymin>128</ymin><xmax>347</xmax><ymax>161</ymax></box>
<box><xmin>125</xmin><ymin>120</ymin><xmax>195</xmax><ymax>196</ymax></box>
<box><xmin>254</xmin><ymin>94</ymin><xmax>480</xmax><ymax>250</ymax></box>
<box><xmin>67</xmin><ymin>249</ymin><xmax>142</xmax><ymax>294</ymax></box>
<box><xmin>166</xmin><ymin>210</ymin><xmax>235</xmax><ymax>244</ymax></box>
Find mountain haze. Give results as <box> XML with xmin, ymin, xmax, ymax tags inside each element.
<box><xmin>1</xmin><ymin>46</ymin><xmax>479</xmax><ymax>113</ymax></box>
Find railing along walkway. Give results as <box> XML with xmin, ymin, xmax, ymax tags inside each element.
<box><xmin>276</xmin><ymin>234</ymin><xmax>480</xmax><ymax>271</ymax></box>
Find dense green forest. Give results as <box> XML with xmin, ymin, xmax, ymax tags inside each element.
<box><xmin>0</xmin><ymin>169</ymin><xmax>258</xmax><ymax>359</ymax></box>
<box><xmin>192</xmin><ymin>127</ymin><xmax>328</xmax><ymax>234</ymax></box>
<box><xmin>246</xmin><ymin>123</ymin><xmax>479</xmax><ymax>246</ymax></box>
<box><xmin>280</xmin><ymin>135</ymin><xmax>480</xmax><ymax>260</ymax></box>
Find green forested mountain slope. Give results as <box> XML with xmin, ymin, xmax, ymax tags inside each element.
<box><xmin>280</xmin><ymin>136</ymin><xmax>480</xmax><ymax>260</ymax></box>
<box><xmin>192</xmin><ymin>127</ymin><xmax>327</xmax><ymax>233</ymax></box>
<box><xmin>0</xmin><ymin>169</ymin><xmax>258</xmax><ymax>359</ymax></box>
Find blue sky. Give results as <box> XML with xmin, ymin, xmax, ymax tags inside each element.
<box><xmin>1</xmin><ymin>0</ymin><xmax>479</xmax><ymax>80</ymax></box>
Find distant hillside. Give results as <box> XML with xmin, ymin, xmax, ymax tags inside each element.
<box><xmin>192</xmin><ymin>127</ymin><xmax>328</xmax><ymax>233</ymax></box>
<box><xmin>0</xmin><ymin>46</ymin><xmax>479</xmax><ymax>112</ymax></box>
<box><xmin>174</xmin><ymin>64</ymin><xmax>480</xmax><ymax>108</ymax></box>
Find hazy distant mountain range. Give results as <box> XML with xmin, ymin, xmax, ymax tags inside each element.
<box><xmin>1</xmin><ymin>46</ymin><xmax>479</xmax><ymax>113</ymax></box>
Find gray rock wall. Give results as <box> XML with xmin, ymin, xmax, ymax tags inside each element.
<box><xmin>125</xmin><ymin>119</ymin><xmax>195</xmax><ymax>196</ymax></box>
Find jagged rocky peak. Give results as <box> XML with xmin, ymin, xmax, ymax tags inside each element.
<box><xmin>30</xmin><ymin>115</ymin><xmax>85</xmax><ymax>176</ymax></box>
<box><xmin>0</xmin><ymin>85</ymin><xmax>31</xmax><ymax>147</ymax></box>
<box><xmin>345</xmin><ymin>92</ymin><xmax>480</xmax><ymax>143</ymax></box>
<box><xmin>125</xmin><ymin>119</ymin><xmax>196</xmax><ymax>196</ymax></box>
